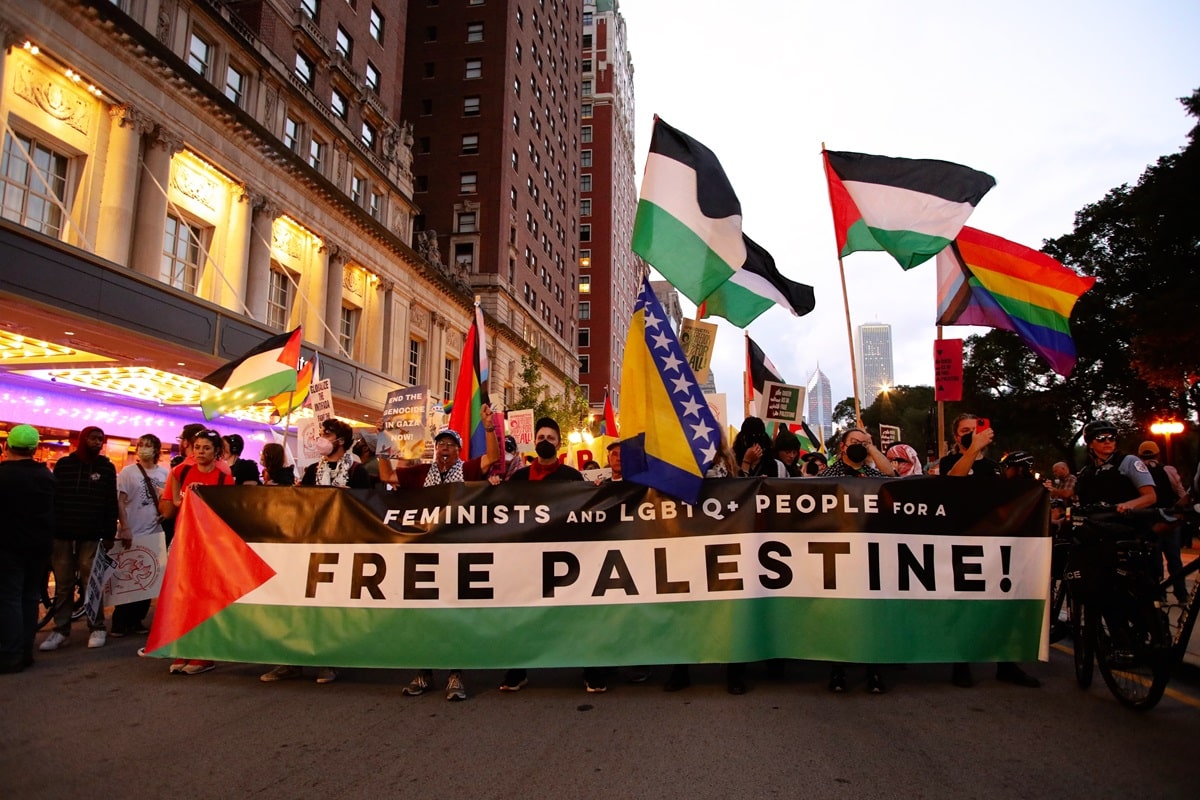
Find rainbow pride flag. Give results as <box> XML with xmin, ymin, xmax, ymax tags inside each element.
<box><xmin>937</xmin><ymin>227</ymin><xmax>1095</xmax><ymax>376</ymax></box>
<box><xmin>448</xmin><ymin>303</ymin><xmax>490</xmax><ymax>459</ymax></box>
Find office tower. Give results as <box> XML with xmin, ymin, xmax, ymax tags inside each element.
<box><xmin>807</xmin><ymin>366</ymin><xmax>833</xmax><ymax>445</ymax></box>
<box><xmin>857</xmin><ymin>323</ymin><xmax>894</xmax><ymax>406</ymax></box>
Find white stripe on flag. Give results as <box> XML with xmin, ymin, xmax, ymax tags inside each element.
<box><xmin>640</xmin><ymin>152</ymin><xmax>746</xmax><ymax>271</ymax></box>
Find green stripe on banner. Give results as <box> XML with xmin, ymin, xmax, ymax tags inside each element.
<box><xmin>152</xmin><ymin>597</ymin><xmax>1046</xmax><ymax>668</ymax></box>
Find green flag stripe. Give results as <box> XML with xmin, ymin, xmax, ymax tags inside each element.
<box><xmin>632</xmin><ymin>200</ymin><xmax>737</xmax><ymax>304</ymax></box>
<box><xmin>154</xmin><ymin>597</ymin><xmax>1046</xmax><ymax>668</ymax></box>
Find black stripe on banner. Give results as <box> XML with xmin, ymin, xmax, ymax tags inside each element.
<box><xmin>825</xmin><ymin>151</ymin><xmax>996</xmax><ymax>206</ymax></box>
<box><xmin>648</xmin><ymin>118</ymin><xmax>742</xmax><ymax>219</ymax></box>
<box><xmin>192</xmin><ymin>477</ymin><xmax>1048</xmax><ymax>547</ymax></box>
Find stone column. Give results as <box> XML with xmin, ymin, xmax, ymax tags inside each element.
<box><xmin>379</xmin><ymin>278</ymin><xmax>395</xmax><ymax>372</ymax></box>
<box><xmin>128</xmin><ymin>125</ymin><xmax>182</xmax><ymax>280</ymax></box>
<box><xmin>96</xmin><ymin>105</ymin><xmax>155</xmax><ymax>266</ymax></box>
<box><xmin>217</xmin><ymin>184</ymin><xmax>252</xmax><ymax>313</ymax></box>
<box><xmin>323</xmin><ymin>245</ymin><xmax>347</xmax><ymax>354</ymax></box>
<box><xmin>243</xmin><ymin>193</ymin><xmax>276</xmax><ymax>323</ymax></box>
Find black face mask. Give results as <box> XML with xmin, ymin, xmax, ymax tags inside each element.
<box><xmin>535</xmin><ymin>440</ymin><xmax>558</xmax><ymax>460</ymax></box>
<box><xmin>845</xmin><ymin>444</ymin><xmax>869</xmax><ymax>463</ymax></box>
<box><xmin>803</xmin><ymin>461</ymin><xmax>822</xmax><ymax>476</ymax></box>
<box><xmin>960</xmin><ymin>432</ymin><xmax>973</xmax><ymax>451</ymax></box>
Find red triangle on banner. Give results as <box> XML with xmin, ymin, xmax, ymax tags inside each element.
<box><xmin>145</xmin><ymin>489</ymin><xmax>277</xmax><ymax>654</ymax></box>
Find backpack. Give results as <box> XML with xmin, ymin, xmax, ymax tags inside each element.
<box><xmin>1147</xmin><ymin>463</ymin><xmax>1179</xmax><ymax>508</ymax></box>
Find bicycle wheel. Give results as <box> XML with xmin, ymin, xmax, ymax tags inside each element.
<box><xmin>1071</xmin><ymin>595</ymin><xmax>1093</xmax><ymax>688</ymax></box>
<box><xmin>1049</xmin><ymin>576</ymin><xmax>1071</xmax><ymax>644</ymax></box>
<box><xmin>1094</xmin><ymin>598</ymin><xmax>1172</xmax><ymax>711</ymax></box>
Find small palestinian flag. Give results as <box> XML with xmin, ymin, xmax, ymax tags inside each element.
<box><xmin>200</xmin><ymin>328</ymin><xmax>301</xmax><ymax>420</ymax></box>
<box><xmin>699</xmin><ymin>234</ymin><xmax>815</xmax><ymax>328</ymax></box>
<box><xmin>823</xmin><ymin>150</ymin><xmax>995</xmax><ymax>270</ymax></box>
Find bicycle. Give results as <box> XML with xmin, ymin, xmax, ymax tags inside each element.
<box><xmin>36</xmin><ymin>564</ymin><xmax>87</xmax><ymax>631</ymax></box>
<box><xmin>1062</xmin><ymin>505</ymin><xmax>1185</xmax><ymax>711</ymax></box>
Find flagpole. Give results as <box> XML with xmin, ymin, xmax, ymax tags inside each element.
<box><xmin>823</xmin><ymin>142</ymin><xmax>863</xmax><ymax>429</ymax></box>
<box><xmin>936</xmin><ymin>325</ymin><xmax>946</xmax><ymax>458</ymax></box>
<box><xmin>743</xmin><ymin>332</ymin><xmax>751</xmax><ymax>419</ymax></box>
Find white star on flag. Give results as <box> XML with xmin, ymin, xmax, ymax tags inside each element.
<box><xmin>679</xmin><ymin>397</ymin><xmax>702</xmax><ymax>417</ymax></box>
<box><xmin>690</xmin><ymin>418</ymin><xmax>714</xmax><ymax>442</ymax></box>
<box><xmin>670</xmin><ymin>374</ymin><xmax>694</xmax><ymax>394</ymax></box>
<box><xmin>660</xmin><ymin>352</ymin><xmax>683</xmax><ymax>373</ymax></box>
<box><xmin>652</xmin><ymin>330</ymin><xmax>673</xmax><ymax>351</ymax></box>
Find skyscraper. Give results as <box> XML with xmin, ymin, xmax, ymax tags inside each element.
<box><xmin>577</xmin><ymin>0</ymin><xmax>640</xmax><ymax>413</ymax></box>
<box><xmin>857</xmin><ymin>323</ymin><xmax>894</xmax><ymax>407</ymax></box>
<box><xmin>806</xmin><ymin>366</ymin><xmax>833</xmax><ymax>445</ymax></box>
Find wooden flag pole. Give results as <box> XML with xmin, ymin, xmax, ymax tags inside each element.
<box><xmin>936</xmin><ymin>325</ymin><xmax>946</xmax><ymax>458</ymax></box>
<box><xmin>743</xmin><ymin>331</ymin><xmax>752</xmax><ymax>420</ymax></box>
<box><xmin>837</xmin><ymin>254</ymin><xmax>863</xmax><ymax>428</ymax></box>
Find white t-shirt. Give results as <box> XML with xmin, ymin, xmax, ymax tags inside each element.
<box><xmin>117</xmin><ymin>462</ymin><xmax>169</xmax><ymax>537</ymax></box>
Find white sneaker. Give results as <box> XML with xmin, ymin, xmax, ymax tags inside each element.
<box><xmin>39</xmin><ymin>632</ymin><xmax>69</xmax><ymax>651</ymax></box>
<box><xmin>88</xmin><ymin>630</ymin><xmax>107</xmax><ymax>648</ymax></box>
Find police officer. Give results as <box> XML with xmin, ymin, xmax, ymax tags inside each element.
<box><xmin>1074</xmin><ymin>420</ymin><xmax>1156</xmax><ymax>512</ymax></box>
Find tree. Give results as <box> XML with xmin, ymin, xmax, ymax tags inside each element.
<box><xmin>510</xmin><ymin>348</ymin><xmax>592</xmax><ymax>436</ymax></box>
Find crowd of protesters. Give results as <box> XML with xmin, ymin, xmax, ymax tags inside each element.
<box><xmin>3</xmin><ymin>409</ymin><xmax>1196</xmax><ymax>703</ymax></box>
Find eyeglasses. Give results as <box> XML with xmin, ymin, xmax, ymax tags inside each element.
<box><xmin>1092</xmin><ymin>434</ymin><xmax>1117</xmax><ymax>443</ymax></box>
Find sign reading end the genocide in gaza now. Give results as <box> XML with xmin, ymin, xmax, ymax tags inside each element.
<box><xmin>145</xmin><ymin>478</ymin><xmax>1051</xmax><ymax>669</ymax></box>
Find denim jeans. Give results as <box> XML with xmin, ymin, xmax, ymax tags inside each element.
<box><xmin>50</xmin><ymin>539</ymin><xmax>103</xmax><ymax>634</ymax></box>
<box><xmin>0</xmin><ymin>548</ymin><xmax>44</xmax><ymax>667</ymax></box>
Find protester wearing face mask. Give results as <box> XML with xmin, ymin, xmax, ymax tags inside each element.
<box><xmin>112</xmin><ymin>434</ymin><xmax>168</xmax><ymax>637</ymax></box>
<box><xmin>800</xmin><ymin>452</ymin><xmax>828</xmax><ymax>477</ymax></box>
<box><xmin>940</xmin><ymin>414</ymin><xmax>998</xmax><ymax>478</ymax></box>
<box><xmin>818</xmin><ymin>428</ymin><xmax>895</xmax><ymax>478</ymax></box>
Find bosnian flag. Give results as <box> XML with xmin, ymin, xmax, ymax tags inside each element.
<box><xmin>200</xmin><ymin>328</ymin><xmax>301</xmax><ymax>420</ymax></box>
<box><xmin>823</xmin><ymin>150</ymin><xmax>996</xmax><ymax>270</ymax></box>
<box><xmin>699</xmin><ymin>234</ymin><xmax>815</xmax><ymax>327</ymax></box>
<box><xmin>631</xmin><ymin>117</ymin><xmax>747</xmax><ymax>305</ymax></box>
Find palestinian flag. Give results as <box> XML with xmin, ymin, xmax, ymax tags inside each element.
<box><xmin>823</xmin><ymin>150</ymin><xmax>996</xmax><ymax>270</ymax></box>
<box><xmin>632</xmin><ymin>117</ymin><xmax>747</xmax><ymax>304</ymax></box>
<box><xmin>447</xmin><ymin>303</ymin><xmax>490</xmax><ymax>459</ymax></box>
<box><xmin>200</xmin><ymin>328</ymin><xmax>301</xmax><ymax>420</ymax></box>
<box><xmin>699</xmin><ymin>234</ymin><xmax>815</xmax><ymax>328</ymax></box>
<box><xmin>937</xmin><ymin>227</ymin><xmax>1095</xmax><ymax>376</ymax></box>
<box><xmin>143</xmin><ymin>479</ymin><xmax>1050</xmax><ymax>668</ymax></box>
<box><xmin>746</xmin><ymin>335</ymin><xmax>784</xmax><ymax>417</ymax></box>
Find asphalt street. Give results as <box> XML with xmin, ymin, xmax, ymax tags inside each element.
<box><xmin>3</xmin><ymin>624</ymin><xmax>1197</xmax><ymax>800</ymax></box>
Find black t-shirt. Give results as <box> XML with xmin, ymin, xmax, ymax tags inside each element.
<box><xmin>509</xmin><ymin>463</ymin><xmax>585</xmax><ymax>481</ymax></box>
<box><xmin>938</xmin><ymin>452</ymin><xmax>1000</xmax><ymax>478</ymax></box>
<box><xmin>230</xmin><ymin>458</ymin><xmax>262</xmax><ymax>485</ymax></box>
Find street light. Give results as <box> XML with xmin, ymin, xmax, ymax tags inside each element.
<box><xmin>1150</xmin><ymin>419</ymin><xmax>1184</xmax><ymax>463</ymax></box>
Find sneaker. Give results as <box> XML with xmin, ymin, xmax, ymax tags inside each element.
<box><xmin>995</xmin><ymin>662</ymin><xmax>1041</xmax><ymax>688</ymax></box>
<box><xmin>627</xmin><ymin>666</ymin><xmax>653</xmax><ymax>684</ymax></box>
<box><xmin>315</xmin><ymin>667</ymin><xmax>337</xmax><ymax>684</ymax></box>
<box><xmin>402</xmin><ymin>671</ymin><xmax>431</xmax><ymax>696</ymax></box>
<box><xmin>131</xmin><ymin>624</ymin><xmax>152</xmax><ymax>635</ymax></box>
<box><xmin>181</xmin><ymin>660</ymin><xmax>215</xmax><ymax>675</ymax></box>
<box><xmin>499</xmin><ymin>669</ymin><xmax>528</xmax><ymax>692</ymax></box>
<box><xmin>951</xmin><ymin>662</ymin><xmax>974</xmax><ymax>688</ymax></box>
<box><xmin>260</xmin><ymin>665</ymin><xmax>302</xmax><ymax>682</ymax></box>
<box><xmin>39</xmin><ymin>632</ymin><xmax>69</xmax><ymax>652</ymax></box>
<box><xmin>866</xmin><ymin>670</ymin><xmax>887</xmax><ymax>694</ymax></box>
<box><xmin>88</xmin><ymin>630</ymin><xmax>107</xmax><ymax>649</ymax></box>
<box><xmin>108</xmin><ymin>628</ymin><xmax>127</xmax><ymax>638</ymax></box>
<box><xmin>445</xmin><ymin>673</ymin><xmax>467</xmax><ymax>701</ymax></box>
<box><xmin>663</xmin><ymin>665</ymin><xmax>691</xmax><ymax>692</ymax></box>
<box><xmin>829</xmin><ymin>666</ymin><xmax>847</xmax><ymax>693</ymax></box>
<box><xmin>585</xmin><ymin>678</ymin><xmax>608</xmax><ymax>693</ymax></box>
<box><xmin>169</xmin><ymin>659</ymin><xmax>189</xmax><ymax>674</ymax></box>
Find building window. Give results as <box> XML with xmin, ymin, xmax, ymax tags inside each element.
<box><xmin>161</xmin><ymin>213</ymin><xmax>204</xmax><ymax>293</ymax></box>
<box><xmin>582</xmin><ymin>79</ymin><xmax>592</xmax><ymax>96</ymax></box>
<box><xmin>369</xmin><ymin>6</ymin><xmax>385</xmax><ymax>43</ymax></box>
<box><xmin>0</xmin><ymin>132</ymin><xmax>70</xmax><ymax>238</ymax></box>
<box><xmin>466</xmin><ymin>22</ymin><xmax>484</xmax><ymax>42</ymax></box>
<box><xmin>579</xmin><ymin>355</ymin><xmax>589</xmax><ymax>374</ymax></box>
<box><xmin>308</xmin><ymin>138</ymin><xmax>325</xmax><ymax>171</ymax></box>
<box><xmin>579</xmin><ymin>301</ymin><xmax>590</xmax><ymax>320</ymax></box>
<box><xmin>454</xmin><ymin>242</ymin><xmax>474</xmax><ymax>271</ymax></box>
<box><xmin>365</xmin><ymin>62</ymin><xmax>381</xmax><ymax>92</ymax></box>
<box><xmin>351</xmin><ymin>174</ymin><xmax>364</xmax><ymax>204</ymax></box>
<box><xmin>294</xmin><ymin>52</ymin><xmax>315</xmax><ymax>87</ymax></box>
<box><xmin>580</xmin><ymin>224</ymin><xmax>591</xmax><ymax>242</ymax></box>
<box><xmin>578</xmin><ymin>328</ymin><xmax>590</xmax><ymax>348</ymax></box>
<box><xmin>300</xmin><ymin>0</ymin><xmax>318</xmax><ymax>20</ymax></box>
<box><xmin>335</xmin><ymin>26</ymin><xmax>353</xmax><ymax>59</ymax></box>
<box><xmin>461</xmin><ymin>134</ymin><xmax>479</xmax><ymax>154</ymax></box>
<box><xmin>267</xmin><ymin>267</ymin><xmax>293</xmax><ymax>330</ymax></box>
<box><xmin>339</xmin><ymin>306</ymin><xmax>359</xmax><ymax>356</ymax></box>
<box><xmin>581</xmin><ymin>125</ymin><xmax>592</xmax><ymax>143</ymax></box>
<box><xmin>224</xmin><ymin>65</ymin><xmax>245</xmax><ymax>106</ymax></box>
<box><xmin>583</xmin><ymin>33</ymin><xmax>592</xmax><ymax>48</ymax></box>
<box><xmin>444</xmin><ymin>357</ymin><xmax>455</xmax><ymax>401</ymax></box>
<box><xmin>581</xmin><ymin>150</ymin><xmax>592</xmax><ymax>167</ymax></box>
<box><xmin>581</xmin><ymin>174</ymin><xmax>592</xmax><ymax>191</ymax></box>
<box><xmin>459</xmin><ymin>172</ymin><xmax>477</xmax><ymax>193</ymax></box>
<box><xmin>579</xmin><ymin>275</ymin><xmax>591</xmax><ymax>293</ymax></box>
<box><xmin>463</xmin><ymin>96</ymin><xmax>480</xmax><ymax>116</ymax></box>
<box><xmin>465</xmin><ymin>59</ymin><xmax>482</xmax><ymax>79</ymax></box>
<box><xmin>582</xmin><ymin>58</ymin><xmax>592</xmax><ymax>73</ymax></box>
<box><xmin>361</xmin><ymin>122</ymin><xmax>376</xmax><ymax>150</ymax></box>
<box><xmin>408</xmin><ymin>338</ymin><xmax>422</xmax><ymax>384</ymax></box>
<box><xmin>580</xmin><ymin>198</ymin><xmax>591</xmax><ymax>216</ymax></box>
<box><xmin>369</xmin><ymin>191</ymin><xmax>382</xmax><ymax>220</ymax></box>
<box><xmin>283</xmin><ymin>116</ymin><xmax>301</xmax><ymax>152</ymax></box>
<box><xmin>187</xmin><ymin>32</ymin><xmax>213</xmax><ymax>79</ymax></box>
<box><xmin>583</xmin><ymin>11</ymin><xmax>594</xmax><ymax>26</ymax></box>
<box><xmin>582</xmin><ymin>103</ymin><xmax>593</xmax><ymax>118</ymax></box>
<box><xmin>456</xmin><ymin>211</ymin><xmax>477</xmax><ymax>232</ymax></box>
<box><xmin>331</xmin><ymin>89</ymin><xmax>348</xmax><ymax>119</ymax></box>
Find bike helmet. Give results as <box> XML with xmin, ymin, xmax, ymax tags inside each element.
<box><xmin>1000</xmin><ymin>450</ymin><xmax>1034</xmax><ymax>467</ymax></box>
<box><xmin>1082</xmin><ymin>419</ymin><xmax>1118</xmax><ymax>443</ymax></box>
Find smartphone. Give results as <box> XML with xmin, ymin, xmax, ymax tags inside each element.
<box><xmin>976</xmin><ymin>418</ymin><xmax>990</xmax><ymax>432</ymax></box>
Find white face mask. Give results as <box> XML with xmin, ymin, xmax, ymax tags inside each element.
<box><xmin>314</xmin><ymin>437</ymin><xmax>335</xmax><ymax>456</ymax></box>
<box><xmin>137</xmin><ymin>446</ymin><xmax>157</xmax><ymax>461</ymax></box>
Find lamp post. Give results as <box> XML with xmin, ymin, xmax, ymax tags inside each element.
<box><xmin>1150</xmin><ymin>419</ymin><xmax>1184</xmax><ymax>464</ymax></box>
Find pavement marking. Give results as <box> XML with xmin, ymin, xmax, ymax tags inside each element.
<box><xmin>1050</xmin><ymin>641</ymin><xmax>1200</xmax><ymax>711</ymax></box>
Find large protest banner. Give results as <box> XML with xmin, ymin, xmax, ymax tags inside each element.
<box><xmin>145</xmin><ymin>478</ymin><xmax>1050</xmax><ymax>668</ymax></box>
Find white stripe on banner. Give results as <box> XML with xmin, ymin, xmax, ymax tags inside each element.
<box><xmin>239</xmin><ymin>532</ymin><xmax>1050</xmax><ymax>609</ymax></box>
